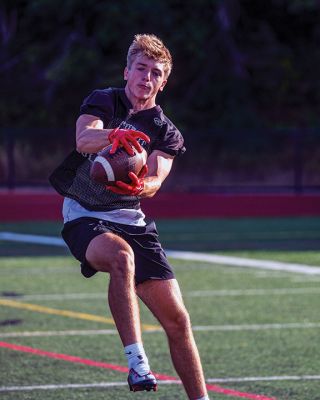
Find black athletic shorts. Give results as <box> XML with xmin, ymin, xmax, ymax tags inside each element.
<box><xmin>61</xmin><ymin>217</ymin><xmax>175</xmax><ymax>285</ymax></box>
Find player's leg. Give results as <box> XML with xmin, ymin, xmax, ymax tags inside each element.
<box><xmin>136</xmin><ymin>279</ymin><xmax>209</xmax><ymax>400</ymax></box>
<box><xmin>85</xmin><ymin>231</ymin><xmax>141</xmax><ymax>346</ymax></box>
<box><xmin>85</xmin><ymin>231</ymin><xmax>157</xmax><ymax>392</ymax></box>
<box><xmin>62</xmin><ymin>218</ymin><xmax>156</xmax><ymax>392</ymax></box>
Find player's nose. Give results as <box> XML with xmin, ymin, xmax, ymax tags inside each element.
<box><xmin>142</xmin><ymin>70</ymin><xmax>151</xmax><ymax>81</ymax></box>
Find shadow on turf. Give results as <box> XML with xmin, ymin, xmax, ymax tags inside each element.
<box><xmin>0</xmin><ymin>244</ymin><xmax>70</xmax><ymax>257</ymax></box>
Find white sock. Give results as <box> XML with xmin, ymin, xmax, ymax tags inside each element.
<box><xmin>196</xmin><ymin>396</ymin><xmax>210</xmax><ymax>400</ymax></box>
<box><xmin>124</xmin><ymin>342</ymin><xmax>150</xmax><ymax>375</ymax></box>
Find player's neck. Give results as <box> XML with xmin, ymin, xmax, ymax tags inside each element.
<box><xmin>125</xmin><ymin>87</ymin><xmax>156</xmax><ymax>112</ymax></box>
<box><xmin>130</xmin><ymin>98</ymin><xmax>156</xmax><ymax>112</ymax></box>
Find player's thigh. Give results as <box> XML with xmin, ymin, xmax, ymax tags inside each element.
<box><xmin>136</xmin><ymin>279</ymin><xmax>190</xmax><ymax>331</ymax></box>
<box><xmin>85</xmin><ymin>231</ymin><xmax>134</xmax><ymax>273</ymax></box>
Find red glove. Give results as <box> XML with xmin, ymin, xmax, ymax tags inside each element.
<box><xmin>108</xmin><ymin>127</ymin><xmax>150</xmax><ymax>156</ymax></box>
<box><xmin>107</xmin><ymin>165</ymin><xmax>148</xmax><ymax>196</ymax></box>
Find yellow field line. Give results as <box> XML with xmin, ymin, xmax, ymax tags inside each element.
<box><xmin>0</xmin><ymin>299</ymin><xmax>160</xmax><ymax>331</ymax></box>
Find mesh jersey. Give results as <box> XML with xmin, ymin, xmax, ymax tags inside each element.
<box><xmin>49</xmin><ymin>87</ymin><xmax>185</xmax><ymax>212</ymax></box>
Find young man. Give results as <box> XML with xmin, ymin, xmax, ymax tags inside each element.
<box><xmin>50</xmin><ymin>34</ymin><xmax>209</xmax><ymax>400</ymax></box>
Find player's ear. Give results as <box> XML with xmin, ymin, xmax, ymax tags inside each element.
<box><xmin>124</xmin><ymin>67</ymin><xmax>128</xmax><ymax>81</ymax></box>
<box><xmin>159</xmin><ymin>79</ymin><xmax>167</xmax><ymax>92</ymax></box>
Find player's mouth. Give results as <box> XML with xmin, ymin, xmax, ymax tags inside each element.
<box><xmin>138</xmin><ymin>84</ymin><xmax>151</xmax><ymax>91</ymax></box>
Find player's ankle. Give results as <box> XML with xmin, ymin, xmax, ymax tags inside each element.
<box><xmin>195</xmin><ymin>395</ymin><xmax>210</xmax><ymax>400</ymax></box>
<box><xmin>124</xmin><ymin>342</ymin><xmax>150</xmax><ymax>375</ymax></box>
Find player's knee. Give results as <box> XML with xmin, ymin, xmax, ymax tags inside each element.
<box><xmin>86</xmin><ymin>234</ymin><xmax>135</xmax><ymax>276</ymax></box>
<box><xmin>111</xmin><ymin>248</ymin><xmax>135</xmax><ymax>279</ymax></box>
<box><xmin>165</xmin><ymin>308</ymin><xmax>191</xmax><ymax>339</ymax></box>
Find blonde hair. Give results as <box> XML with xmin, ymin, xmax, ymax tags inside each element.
<box><xmin>127</xmin><ymin>34</ymin><xmax>173</xmax><ymax>78</ymax></box>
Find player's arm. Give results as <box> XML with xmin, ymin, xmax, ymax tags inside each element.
<box><xmin>76</xmin><ymin>114</ymin><xmax>151</xmax><ymax>155</ymax></box>
<box><xmin>76</xmin><ymin>114</ymin><xmax>112</xmax><ymax>154</ymax></box>
<box><xmin>141</xmin><ymin>150</ymin><xmax>174</xmax><ymax>198</ymax></box>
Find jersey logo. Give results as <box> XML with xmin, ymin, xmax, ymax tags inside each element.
<box><xmin>120</xmin><ymin>121</ymin><xmax>136</xmax><ymax>130</ymax></box>
<box><xmin>154</xmin><ymin>117</ymin><xmax>164</xmax><ymax>127</ymax></box>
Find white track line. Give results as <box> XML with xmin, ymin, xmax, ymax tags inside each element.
<box><xmin>9</xmin><ymin>293</ymin><xmax>107</xmax><ymax>301</ymax></box>
<box><xmin>0</xmin><ymin>232</ymin><xmax>65</xmax><ymax>246</ymax></box>
<box><xmin>0</xmin><ymin>380</ymin><xmax>180</xmax><ymax>392</ymax></box>
<box><xmin>1</xmin><ymin>321</ymin><xmax>320</xmax><ymax>338</ymax></box>
<box><xmin>0</xmin><ymin>267</ymin><xmax>76</xmax><ymax>276</ymax></box>
<box><xmin>192</xmin><ymin>322</ymin><xmax>320</xmax><ymax>331</ymax></box>
<box><xmin>208</xmin><ymin>375</ymin><xmax>320</xmax><ymax>383</ymax></box>
<box><xmin>291</xmin><ymin>276</ymin><xmax>320</xmax><ymax>282</ymax></box>
<box><xmin>187</xmin><ymin>287</ymin><xmax>320</xmax><ymax>297</ymax></box>
<box><xmin>1</xmin><ymin>287</ymin><xmax>320</xmax><ymax>301</ymax></box>
<box><xmin>1</xmin><ymin>232</ymin><xmax>319</xmax><ymax>275</ymax></box>
<box><xmin>1</xmin><ymin>375</ymin><xmax>319</xmax><ymax>392</ymax></box>
<box><xmin>0</xmin><ymin>329</ymin><xmax>119</xmax><ymax>337</ymax></box>
<box><xmin>166</xmin><ymin>250</ymin><xmax>320</xmax><ymax>275</ymax></box>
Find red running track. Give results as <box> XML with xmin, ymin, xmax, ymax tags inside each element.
<box><xmin>0</xmin><ymin>190</ymin><xmax>319</xmax><ymax>221</ymax></box>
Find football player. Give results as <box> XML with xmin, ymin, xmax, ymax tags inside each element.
<box><xmin>50</xmin><ymin>34</ymin><xmax>209</xmax><ymax>400</ymax></box>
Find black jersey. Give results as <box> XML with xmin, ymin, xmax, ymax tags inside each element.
<box><xmin>49</xmin><ymin>88</ymin><xmax>185</xmax><ymax>212</ymax></box>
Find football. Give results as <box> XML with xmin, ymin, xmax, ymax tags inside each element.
<box><xmin>90</xmin><ymin>145</ymin><xmax>148</xmax><ymax>186</ymax></box>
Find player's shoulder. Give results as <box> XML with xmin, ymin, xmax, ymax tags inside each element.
<box><xmin>85</xmin><ymin>87</ymin><xmax>131</xmax><ymax>109</ymax></box>
<box><xmin>84</xmin><ymin>87</ymin><xmax>116</xmax><ymax>102</ymax></box>
<box><xmin>155</xmin><ymin>108</ymin><xmax>182</xmax><ymax>136</ymax></box>
<box><xmin>80</xmin><ymin>87</ymin><xmax>122</xmax><ymax>121</ymax></box>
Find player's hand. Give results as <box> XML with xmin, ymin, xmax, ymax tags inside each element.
<box><xmin>108</xmin><ymin>127</ymin><xmax>150</xmax><ymax>156</ymax></box>
<box><xmin>107</xmin><ymin>165</ymin><xmax>148</xmax><ymax>196</ymax></box>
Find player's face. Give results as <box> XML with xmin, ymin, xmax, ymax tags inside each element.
<box><xmin>124</xmin><ymin>54</ymin><xmax>167</xmax><ymax>106</ymax></box>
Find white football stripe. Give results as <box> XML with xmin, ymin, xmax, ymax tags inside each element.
<box><xmin>139</xmin><ymin>149</ymin><xmax>148</xmax><ymax>164</ymax></box>
<box><xmin>94</xmin><ymin>156</ymin><xmax>115</xmax><ymax>182</ymax></box>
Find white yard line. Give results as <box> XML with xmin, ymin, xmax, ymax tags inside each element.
<box><xmin>10</xmin><ymin>293</ymin><xmax>107</xmax><ymax>301</ymax></box>
<box><xmin>1</xmin><ymin>321</ymin><xmax>320</xmax><ymax>338</ymax></box>
<box><xmin>0</xmin><ymin>380</ymin><xmax>180</xmax><ymax>392</ymax></box>
<box><xmin>0</xmin><ymin>232</ymin><xmax>65</xmax><ymax>246</ymax></box>
<box><xmin>166</xmin><ymin>250</ymin><xmax>320</xmax><ymax>275</ymax></box>
<box><xmin>0</xmin><ymin>329</ymin><xmax>119</xmax><ymax>337</ymax></box>
<box><xmin>187</xmin><ymin>287</ymin><xmax>320</xmax><ymax>297</ymax></box>
<box><xmin>1</xmin><ymin>375</ymin><xmax>319</xmax><ymax>392</ymax></box>
<box><xmin>291</xmin><ymin>276</ymin><xmax>320</xmax><ymax>283</ymax></box>
<box><xmin>1</xmin><ymin>286</ymin><xmax>320</xmax><ymax>301</ymax></box>
<box><xmin>207</xmin><ymin>375</ymin><xmax>320</xmax><ymax>383</ymax></box>
<box><xmin>192</xmin><ymin>322</ymin><xmax>320</xmax><ymax>331</ymax></box>
<box><xmin>0</xmin><ymin>267</ymin><xmax>76</xmax><ymax>275</ymax></box>
<box><xmin>1</xmin><ymin>231</ymin><xmax>319</xmax><ymax>275</ymax></box>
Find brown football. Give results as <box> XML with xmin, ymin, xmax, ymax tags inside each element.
<box><xmin>90</xmin><ymin>145</ymin><xmax>148</xmax><ymax>186</ymax></box>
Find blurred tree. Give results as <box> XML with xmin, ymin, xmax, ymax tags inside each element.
<box><xmin>0</xmin><ymin>0</ymin><xmax>319</xmax><ymax>130</ymax></box>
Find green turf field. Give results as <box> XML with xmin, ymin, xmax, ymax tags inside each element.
<box><xmin>0</xmin><ymin>218</ymin><xmax>320</xmax><ymax>399</ymax></box>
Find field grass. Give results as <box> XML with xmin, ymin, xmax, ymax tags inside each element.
<box><xmin>0</xmin><ymin>218</ymin><xmax>320</xmax><ymax>400</ymax></box>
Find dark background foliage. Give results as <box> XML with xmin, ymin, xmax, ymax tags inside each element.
<box><xmin>1</xmin><ymin>0</ymin><xmax>319</xmax><ymax>190</ymax></box>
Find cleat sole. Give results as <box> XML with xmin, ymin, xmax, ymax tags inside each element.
<box><xmin>128</xmin><ymin>383</ymin><xmax>157</xmax><ymax>392</ymax></box>
<box><xmin>127</xmin><ymin>369</ymin><xmax>157</xmax><ymax>392</ymax></box>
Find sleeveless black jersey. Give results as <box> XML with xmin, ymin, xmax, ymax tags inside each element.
<box><xmin>49</xmin><ymin>88</ymin><xmax>185</xmax><ymax>212</ymax></box>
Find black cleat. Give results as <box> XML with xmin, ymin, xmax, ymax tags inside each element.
<box><xmin>127</xmin><ymin>368</ymin><xmax>157</xmax><ymax>392</ymax></box>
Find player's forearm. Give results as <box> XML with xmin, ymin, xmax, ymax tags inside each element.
<box><xmin>140</xmin><ymin>151</ymin><xmax>173</xmax><ymax>198</ymax></box>
<box><xmin>76</xmin><ymin>128</ymin><xmax>113</xmax><ymax>153</ymax></box>
<box><xmin>139</xmin><ymin>176</ymin><xmax>162</xmax><ymax>198</ymax></box>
